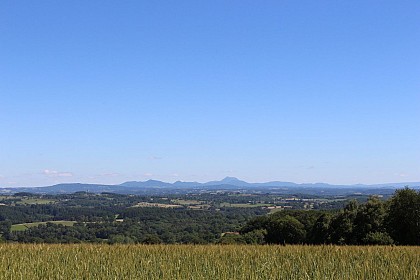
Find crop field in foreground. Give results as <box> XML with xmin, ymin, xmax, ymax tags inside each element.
<box><xmin>0</xmin><ymin>244</ymin><xmax>419</xmax><ymax>279</ymax></box>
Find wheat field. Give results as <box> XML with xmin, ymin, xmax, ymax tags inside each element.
<box><xmin>0</xmin><ymin>244</ymin><xmax>418</xmax><ymax>279</ymax></box>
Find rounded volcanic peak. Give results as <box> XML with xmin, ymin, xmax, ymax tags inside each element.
<box><xmin>220</xmin><ymin>177</ymin><xmax>242</xmax><ymax>183</ymax></box>
<box><xmin>205</xmin><ymin>177</ymin><xmax>250</xmax><ymax>187</ymax></box>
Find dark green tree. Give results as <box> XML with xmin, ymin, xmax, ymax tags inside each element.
<box><xmin>328</xmin><ymin>200</ymin><xmax>358</xmax><ymax>244</ymax></box>
<box><xmin>242</xmin><ymin>229</ymin><xmax>267</xmax><ymax>244</ymax></box>
<box><xmin>353</xmin><ymin>196</ymin><xmax>389</xmax><ymax>244</ymax></box>
<box><xmin>309</xmin><ymin>213</ymin><xmax>332</xmax><ymax>244</ymax></box>
<box><xmin>265</xmin><ymin>215</ymin><xmax>306</xmax><ymax>244</ymax></box>
<box><xmin>240</xmin><ymin>216</ymin><xmax>269</xmax><ymax>234</ymax></box>
<box><xmin>386</xmin><ymin>187</ymin><xmax>420</xmax><ymax>245</ymax></box>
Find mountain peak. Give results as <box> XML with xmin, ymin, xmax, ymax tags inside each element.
<box><xmin>221</xmin><ymin>176</ymin><xmax>241</xmax><ymax>182</ymax></box>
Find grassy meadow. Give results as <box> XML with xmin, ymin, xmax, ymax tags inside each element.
<box><xmin>10</xmin><ymin>221</ymin><xmax>76</xmax><ymax>232</ymax></box>
<box><xmin>0</xmin><ymin>244</ymin><xmax>418</xmax><ymax>279</ymax></box>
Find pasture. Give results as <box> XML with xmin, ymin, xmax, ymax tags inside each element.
<box><xmin>10</xmin><ymin>221</ymin><xmax>76</xmax><ymax>232</ymax></box>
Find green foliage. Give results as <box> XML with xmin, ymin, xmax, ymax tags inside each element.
<box><xmin>386</xmin><ymin>187</ymin><xmax>420</xmax><ymax>245</ymax></box>
<box><xmin>108</xmin><ymin>235</ymin><xmax>135</xmax><ymax>244</ymax></box>
<box><xmin>240</xmin><ymin>216</ymin><xmax>269</xmax><ymax>234</ymax></box>
<box><xmin>142</xmin><ymin>234</ymin><xmax>163</xmax><ymax>244</ymax></box>
<box><xmin>4</xmin><ymin>206</ymin><xmax>262</xmax><ymax>244</ymax></box>
<box><xmin>362</xmin><ymin>232</ymin><xmax>393</xmax><ymax>245</ymax></box>
<box><xmin>328</xmin><ymin>200</ymin><xmax>359</xmax><ymax>244</ymax></box>
<box><xmin>310</xmin><ymin>213</ymin><xmax>332</xmax><ymax>244</ymax></box>
<box><xmin>265</xmin><ymin>215</ymin><xmax>306</xmax><ymax>244</ymax></box>
<box><xmin>242</xmin><ymin>229</ymin><xmax>266</xmax><ymax>244</ymax></box>
<box><xmin>241</xmin><ymin>188</ymin><xmax>419</xmax><ymax>246</ymax></box>
<box><xmin>218</xmin><ymin>234</ymin><xmax>246</xmax><ymax>245</ymax></box>
<box><xmin>1</xmin><ymin>188</ymin><xmax>419</xmax><ymax>245</ymax></box>
<box><xmin>354</xmin><ymin>197</ymin><xmax>387</xmax><ymax>244</ymax></box>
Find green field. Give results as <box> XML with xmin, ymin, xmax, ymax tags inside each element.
<box><xmin>171</xmin><ymin>199</ymin><xmax>203</xmax><ymax>205</ymax></box>
<box><xmin>220</xmin><ymin>202</ymin><xmax>272</xmax><ymax>208</ymax></box>
<box><xmin>15</xmin><ymin>198</ymin><xmax>56</xmax><ymax>205</ymax></box>
<box><xmin>10</xmin><ymin>221</ymin><xmax>76</xmax><ymax>232</ymax></box>
<box><xmin>0</xmin><ymin>244</ymin><xmax>418</xmax><ymax>279</ymax></box>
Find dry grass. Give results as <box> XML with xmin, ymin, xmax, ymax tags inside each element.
<box><xmin>0</xmin><ymin>244</ymin><xmax>418</xmax><ymax>279</ymax></box>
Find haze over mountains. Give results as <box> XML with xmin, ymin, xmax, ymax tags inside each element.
<box><xmin>122</xmin><ymin>177</ymin><xmax>420</xmax><ymax>188</ymax></box>
<box><xmin>0</xmin><ymin>177</ymin><xmax>419</xmax><ymax>196</ymax></box>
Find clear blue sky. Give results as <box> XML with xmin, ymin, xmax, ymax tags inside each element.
<box><xmin>1</xmin><ymin>1</ymin><xmax>419</xmax><ymax>187</ymax></box>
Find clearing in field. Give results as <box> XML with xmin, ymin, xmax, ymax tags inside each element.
<box><xmin>133</xmin><ymin>202</ymin><xmax>183</xmax><ymax>208</ymax></box>
<box><xmin>10</xmin><ymin>221</ymin><xmax>76</xmax><ymax>232</ymax></box>
<box><xmin>16</xmin><ymin>198</ymin><xmax>56</xmax><ymax>205</ymax></box>
<box><xmin>220</xmin><ymin>202</ymin><xmax>272</xmax><ymax>208</ymax></box>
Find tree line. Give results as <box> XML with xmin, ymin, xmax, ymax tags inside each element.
<box><xmin>230</xmin><ymin>188</ymin><xmax>420</xmax><ymax>245</ymax></box>
<box><xmin>1</xmin><ymin>188</ymin><xmax>419</xmax><ymax>245</ymax></box>
<box><xmin>0</xmin><ymin>206</ymin><xmax>265</xmax><ymax>244</ymax></box>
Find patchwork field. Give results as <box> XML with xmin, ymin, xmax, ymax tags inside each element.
<box><xmin>0</xmin><ymin>244</ymin><xmax>418</xmax><ymax>279</ymax></box>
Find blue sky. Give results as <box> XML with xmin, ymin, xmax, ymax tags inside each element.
<box><xmin>1</xmin><ymin>1</ymin><xmax>419</xmax><ymax>187</ymax></box>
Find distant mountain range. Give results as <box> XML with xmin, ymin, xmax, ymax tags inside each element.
<box><xmin>121</xmin><ymin>176</ymin><xmax>420</xmax><ymax>190</ymax></box>
<box><xmin>0</xmin><ymin>177</ymin><xmax>419</xmax><ymax>196</ymax></box>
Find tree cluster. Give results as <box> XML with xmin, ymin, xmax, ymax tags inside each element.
<box><xmin>2</xmin><ymin>207</ymin><xmax>265</xmax><ymax>244</ymax></box>
<box><xmin>1</xmin><ymin>188</ymin><xmax>418</xmax><ymax>245</ymax></box>
<box><xmin>235</xmin><ymin>188</ymin><xmax>420</xmax><ymax>245</ymax></box>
